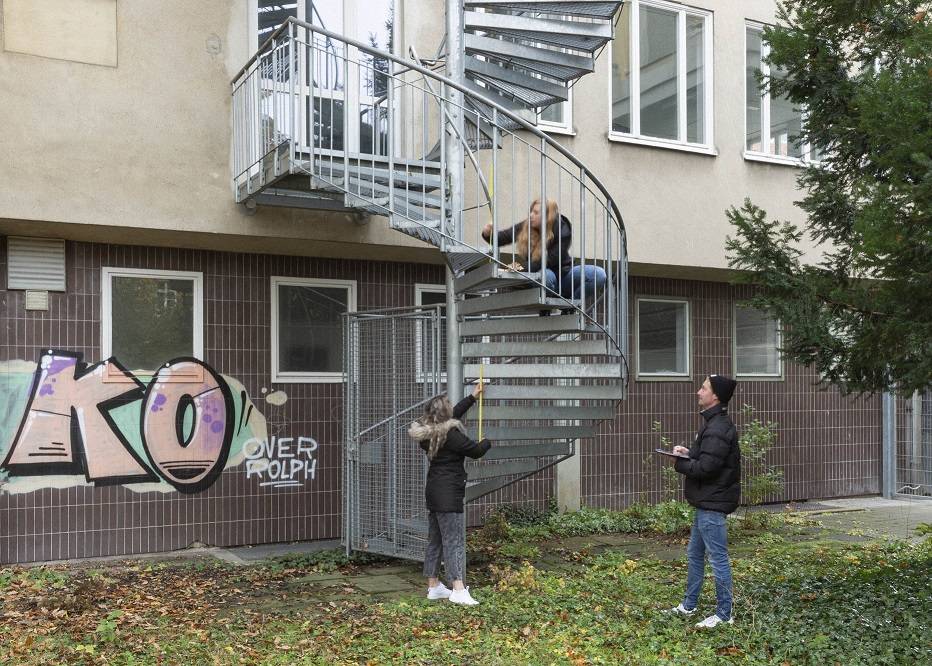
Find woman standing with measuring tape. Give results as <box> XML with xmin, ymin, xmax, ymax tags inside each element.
<box><xmin>408</xmin><ymin>381</ymin><xmax>491</xmax><ymax>605</ymax></box>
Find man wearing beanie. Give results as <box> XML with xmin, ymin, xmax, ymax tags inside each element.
<box><xmin>665</xmin><ymin>374</ymin><xmax>741</xmax><ymax>628</ymax></box>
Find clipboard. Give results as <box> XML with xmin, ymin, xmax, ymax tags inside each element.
<box><xmin>655</xmin><ymin>448</ymin><xmax>690</xmax><ymax>459</ymax></box>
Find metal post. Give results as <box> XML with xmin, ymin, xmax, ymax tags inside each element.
<box><xmin>911</xmin><ymin>391</ymin><xmax>921</xmax><ymax>486</ymax></box>
<box><xmin>882</xmin><ymin>391</ymin><xmax>896</xmax><ymax>498</ymax></box>
<box><xmin>445</xmin><ymin>0</ymin><xmax>464</xmax><ymax>403</ymax></box>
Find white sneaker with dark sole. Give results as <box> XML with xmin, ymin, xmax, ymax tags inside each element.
<box><xmin>448</xmin><ymin>587</ymin><xmax>479</xmax><ymax>605</ymax></box>
<box><xmin>695</xmin><ymin>614</ymin><xmax>734</xmax><ymax>628</ymax></box>
<box><xmin>663</xmin><ymin>603</ymin><xmax>696</xmax><ymax>616</ymax></box>
<box><xmin>427</xmin><ymin>582</ymin><xmax>452</xmax><ymax>600</ymax></box>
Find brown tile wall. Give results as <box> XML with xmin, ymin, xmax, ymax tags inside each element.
<box><xmin>582</xmin><ymin>277</ymin><xmax>882</xmax><ymax>508</ymax></box>
<box><xmin>0</xmin><ymin>239</ymin><xmax>883</xmax><ymax>564</ymax></box>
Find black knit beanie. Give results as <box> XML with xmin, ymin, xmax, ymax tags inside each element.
<box><xmin>708</xmin><ymin>374</ymin><xmax>737</xmax><ymax>404</ymax></box>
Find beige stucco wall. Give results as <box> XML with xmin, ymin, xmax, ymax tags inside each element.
<box><xmin>0</xmin><ymin>0</ymin><xmax>807</xmax><ymax>274</ymax></box>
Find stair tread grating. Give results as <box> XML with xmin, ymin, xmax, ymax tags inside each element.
<box><xmin>465</xmin><ymin>1</ymin><xmax>623</xmax><ymax>20</ymax></box>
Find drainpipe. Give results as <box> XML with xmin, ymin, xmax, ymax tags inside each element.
<box><xmin>445</xmin><ymin>0</ymin><xmax>465</xmax><ymax>403</ymax></box>
<box><xmin>881</xmin><ymin>391</ymin><xmax>896</xmax><ymax>498</ymax></box>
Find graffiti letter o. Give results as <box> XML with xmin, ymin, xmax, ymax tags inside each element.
<box><xmin>141</xmin><ymin>358</ymin><xmax>234</xmax><ymax>494</ymax></box>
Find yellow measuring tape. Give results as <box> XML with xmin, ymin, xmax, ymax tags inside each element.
<box><xmin>478</xmin><ymin>365</ymin><xmax>484</xmax><ymax>441</ymax></box>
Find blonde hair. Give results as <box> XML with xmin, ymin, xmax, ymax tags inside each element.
<box><xmin>515</xmin><ymin>199</ymin><xmax>559</xmax><ymax>264</ymax></box>
<box><xmin>420</xmin><ymin>396</ymin><xmax>453</xmax><ymax>460</ymax></box>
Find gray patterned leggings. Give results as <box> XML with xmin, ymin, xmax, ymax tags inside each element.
<box><xmin>423</xmin><ymin>511</ymin><xmax>465</xmax><ymax>582</ymax></box>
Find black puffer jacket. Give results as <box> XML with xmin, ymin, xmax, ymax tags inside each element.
<box><xmin>675</xmin><ymin>404</ymin><xmax>741</xmax><ymax>514</ymax></box>
<box><xmin>408</xmin><ymin>395</ymin><xmax>491</xmax><ymax>513</ymax></box>
<box><xmin>483</xmin><ymin>215</ymin><xmax>574</xmax><ymax>274</ymax></box>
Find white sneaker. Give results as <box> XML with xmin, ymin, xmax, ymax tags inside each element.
<box><xmin>695</xmin><ymin>614</ymin><xmax>734</xmax><ymax>628</ymax></box>
<box><xmin>448</xmin><ymin>587</ymin><xmax>479</xmax><ymax>606</ymax></box>
<box><xmin>663</xmin><ymin>603</ymin><xmax>696</xmax><ymax>616</ymax></box>
<box><xmin>426</xmin><ymin>582</ymin><xmax>452</xmax><ymax>600</ymax></box>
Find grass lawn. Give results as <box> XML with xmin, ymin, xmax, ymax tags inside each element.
<box><xmin>1</xmin><ymin>504</ymin><xmax>929</xmax><ymax>665</ymax></box>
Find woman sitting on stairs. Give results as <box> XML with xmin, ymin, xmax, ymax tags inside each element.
<box><xmin>481</xmin><ymin>198</ymin><xmax>607</xmax><ymax>306</ymax></box>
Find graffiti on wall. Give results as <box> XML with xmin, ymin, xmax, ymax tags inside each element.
<box><xmin>244</xmin><ymin>436</ymin><xmax>319</xmax><ymax>488</ymax></box>
<box><xmin>0</xmin><ymin>350</ymin><xmax>318</xmax><ymax>494</ymax></box>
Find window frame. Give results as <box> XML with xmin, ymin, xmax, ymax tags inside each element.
<box><xmin>536</xmin><ymin>91</ymin><xmax>574</xmax><ymax>136</ymax></box>
<box><xmin>608</xmin><ymin>0</ymin><xmax>715</xmax><ymax>154</ymax></box>
<box><xmin>635</xmin><ymin>296</ymin><xmax>691</xmax><ymax>381</ymax></box>
<box><xmin>415</xmin><ymin>283</ymin><xmax>447</xmax><ymax>384</ymax></box>
<box><xmin>732</xmin><ymin>304</ymin><xmax>783</xmax><ymax>380</ymax></box>
<box><xmin>744</xmin><ymin>21</ymin><xmax>820</xmax><ymax>167</ymax></box>
<box><xmin>101</xmin><ymin>267</ymin><xmax>205</xmax><ymax>365</ymax></box>
<box><xmin>271</xmin><ymin>275</ymin><xmax>357</xmax><ymax>383</ymax></box>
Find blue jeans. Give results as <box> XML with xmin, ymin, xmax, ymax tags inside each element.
<box><xmin>683</xmin><ymin>509</ymin><xmax>733</xmax><ymax>620</ymax></box>
<box><xmin>542</xmin><ymin>265</ymin><xmax>607</xmax><ymax>301</ymax></box>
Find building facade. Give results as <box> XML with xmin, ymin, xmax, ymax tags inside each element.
<box><xmin>0</xmin><ymin>0</ymin><xmax>881</xmax><ymax>564</ymax></box>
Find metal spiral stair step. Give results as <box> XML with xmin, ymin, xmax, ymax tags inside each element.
<box><xmin>464</xmin><ymin>12</ymin><xmax>614</xmax><ymax>53</ymax></box>
<box><xmin>454</xmin><ymin>261</ymin><xmax>535</xmax><ymax>293</ymax></box>
<box><xmin>461</xmin><ymin>339</ymin><xmax>613</xmax><ymax>357</ymax></box>
<box><xmin>466</xmin><ymin>458</ymin><xmax>546</xmax><ymax>480</ymax></box>
<box><xmin>464</xmin><ymin>363</ymin><xmax>622</xmax><ymax>379</ymax></box>
<box><xmin>478</xmin><ymin>404</ymin><xmax>615</xmax><ymax>421</ymax></box>
<box><xmin>343</xmin><ymin>179</ymin><xmax>444</xmax><ymax>210</ymax></box>
<box><xmin>480</xmin><ymin>384</ymin><xmax>625</xmax><ymax>400</ymax></box>
<box><xmin>460</xmin><ymin>313</ymin><xmax>589</xmax><ymax>336</ymax></box>
<box><xmin>310</xmin><ymin>160</ymin><xmax>442</xmax><ymax>191</ymax></box>
<box><xmin>480</xmin><ymin>441</ymin><xmax>575</xmax><ymax>460</ymax></box>
<box><xmin>480</xmin><ymin>426</ymin><xmax>597</xmax><ymax>441</ymax></box>
<box><xmin>465</xmin><ymin>0</ymin><xmax>624</xmax><ymax>20</ymax></box>
<box><xmin>464</xmin><ymin>34</ymin><xmax>595</xmax><ymax>83</ymax></box>
<box><xmin>465</xmin><ymin>57</ymin><xmax>569</xmax><ymax>108</ymax></box>
<box><xmin>456</xmin><ymin>288</ymin><xmax>579</xmax><ymax>316</ymax></box>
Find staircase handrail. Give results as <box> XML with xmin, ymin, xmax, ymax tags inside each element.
<box><xmin>232</xmin><ymin>16</ymin><xmax>626</xmax><ymax>244</ymax></box>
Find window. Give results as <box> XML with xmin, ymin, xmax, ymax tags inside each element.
<box><xmin>271</xmin><ymin>276</ymin><xmax>356</xmax><ymax>382</ymax></box>
<box><xmin>537</xmin><ymin>97</ymin><xmax>573</xmax><ymax>135</ymax></box>
<box><xmin>101</xmin><ymin>268</ymin><xmax>204</xmax><ymax>373</ymax></box>
<box><xmin>610</xmin><ymin>0</ymin><xmax>713</xmax><ymax>152</ymax></box>
<box><xmin>637</xmin><ymin>298</ymin><xmax>689</xmax><ymax>378</ymax></box>
<box><xmin>415</xmin><ymin>284</ymin><xmax>447</xmax><ymax>383</ymax></box>
<box><xmin>745</xmin><ymin>23</ymin><xmax>819</xmax><ymax>164</ymax></box>
<box><xmin>251</xmin><ymin>0</ymin><xmax>395</xmax><ymax>155</ymax></box>
<box><xmin>734</xmin><ymin>305</ymin><xmax>782</xmax><ymax>378</ymax></box>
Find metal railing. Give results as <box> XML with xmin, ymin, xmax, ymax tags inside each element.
<box><xmin>233</xmin><ymin>16</ymin><xmax>628</xmax><ymax>360</ymax></box>
<box><xmin>343</xmin><ymin>305</ymin><xmax>445</xmax><ymax>560</ymax></box>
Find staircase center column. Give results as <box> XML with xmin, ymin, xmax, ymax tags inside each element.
<box><xmin>445</xmin><ymin>0</ymin><xmax>466</xmax><ymax>402</ymax></box>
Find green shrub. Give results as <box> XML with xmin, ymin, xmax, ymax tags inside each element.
<box><xmin>737</xmin><ymin>404</ymin><xmax>785</xmax><ymax>518</ymax></box>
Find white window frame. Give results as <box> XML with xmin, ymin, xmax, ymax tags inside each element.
<box><xmin>733</xmin><ymin>304</ymin><xmax>783</xmax><ymax>379</ymax></box>
<box><xmin>608</xmin><ymin>0</ymin><xmax>715</xmax><ymax>155</ymax></box>
<box><xmin>415</xmin><ymin>283</ymin><xmax>447</xmax><ymax>383</ymax></box>
<box><xmin>537</xmin><ymin>92</ymin><xmax>574</xmax><ymax>136</ymax></box>
<box><xmin>271</xmin><ymin>275</ymin><xmax>357</xmax><ymax>383</ymax></box>
<box><xmin>101</xmin><ymin>267</ymin><xmax>205</xmax><ymax>363</ymax></box>
<box><xmin>248</xmin><ymin>0</ymin><xmax>399</xmax><ymax>156</ymax></box>
<box><xmin>635</xmin><ymin>296</ymin><xmax>691</xmax><ymax>380</ymax></box>
<box><xmin>744</xmin><ymin>21</ymin><xmax>820</xmax><ymax>167</ymax></box>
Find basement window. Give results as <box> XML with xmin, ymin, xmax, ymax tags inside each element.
<box><xmin>101</xmin><ymin>268</ymin><xmax>204</xmax><ymax>374</ymax></box>
<box><xmin>636</xmin><ymin>297</ymin><xmax>690</xmax><ymax>379</ymax></box>
<box><xmin>272</xmin><ymin>276</ymin><xmax>356</xmax><ymax>383</ymax></box>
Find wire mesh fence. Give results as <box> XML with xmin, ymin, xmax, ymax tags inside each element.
<box><xmin>895</xmin><ymin>390</ymin><xmax>932</xmax><ymax>498</ymax></box>
<box><xmin>343</xmin><ymin>304</ymin><xmax>445</xmax><ymax>560</ymax></box>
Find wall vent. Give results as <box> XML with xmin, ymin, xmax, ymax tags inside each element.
<box><xmin>7</xmin><ymin>237</ymin><xmax>66</xmax><ymax>291</ymax></box>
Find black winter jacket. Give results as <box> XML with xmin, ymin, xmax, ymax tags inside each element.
<box><xmin>675</xmin><ymin>404</ymin><xmax>741</xmax><ymax>514</ymax></box>
<box><xmin>410</xmin><ymin>395</ymin><xmax>491</xmax><ymax>513</ymax></box>
<box><xmin>483</xmin><ymin>215</ymin><xmax>574</xmax><ymax>274</ymax></box>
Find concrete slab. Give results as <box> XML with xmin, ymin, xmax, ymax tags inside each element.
<box><xmin>225</xmin><ymin>540</ymin><xmax>342</xmax><ymax>563</ymax></box>
<box><xmin>351</xmin><ymin>574</ymin><xmax>413</xmax><ymax>593</ymax></box>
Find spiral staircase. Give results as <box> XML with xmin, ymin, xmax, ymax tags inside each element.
<box><xmin>232</xmin><ymin>2</ymin><xmax>628</xmax><ymax>519</ymax></box>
